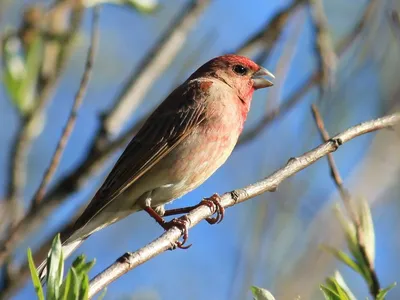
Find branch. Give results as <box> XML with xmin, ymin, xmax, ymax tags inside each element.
<box><xmin>236</xmin><ymin>0</ymin><xmax>306</xmax><ymax>58</ymax></box>
<box><xmin>308</xmin><ymin>0</ymin><xmax>337</xmax><ymax>90</ymax></box>
<box><xmin>311</xmin><ymin>105</ymin><xmax>381</xmax><ymax>298</ymax></box>
<box><xmin>100</xmin><ymin>0</ymin><xmax>210</xmax><ymax>138</ymax></box>
<box><xmin>31</xmin><ymin>6</ymin><xmax>100</xmax><ymax>207</ymax></box>
<box><xmin>88</xmin><ymin>112</ymin><xmax>400</xmax><ymax>298</ymax></box>
<box><xmin>237</xmin><ymin>0</ymin><xmax>379</xmax><ymax>147</ymax></box>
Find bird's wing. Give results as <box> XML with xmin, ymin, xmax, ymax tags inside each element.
<box><xmin>72</xmin><ymin>80</ymin><xmax>212</xmax><ymax>233</ymax></box>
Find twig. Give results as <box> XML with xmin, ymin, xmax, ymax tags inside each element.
<box><xmin>31</xmin><ymin>6</ymin><xmax>100</xmax><ymax>207</ymax></box>
<box><xmin>100</xmin><ymin>0</ymin><xmax>210</xmax><ymax>139</ymax></box>
<box><xmin>88</xmin><ymin>113</ymin><xmax>400</xmax><ymax>298</ymax></box>
<box><xmin>388</xmin><ymin>10</ymin><xmax>400</xmax><ymax>42</ymax></box>
<box><xmin>311</xmin><ymin>104</ymin><xmax>381</xmax><ymax>298</ymax></box>
<box><xmin>308</xmin><ymin>0</ymin><xmax>337</xmax><ymax>90</ymax></box>
<box><xmin>237</xmin><ymin>0</ymin><xmax>379</xmax><ymax>147</ymax></box>
<box><xmin>236</xmin><ymin>0</ymin><xmax>306</xmax><ymax>58</ymax></box>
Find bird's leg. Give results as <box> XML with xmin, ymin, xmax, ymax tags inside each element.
<box><xmin>143</xmin><ymin>206</ymin><xmax>191</xmax><ymax>249</ymax></box>
<box><xmin>164</xmin><ymin>193</ymin><xmax>224</xmax><ymax>225</ymax></box>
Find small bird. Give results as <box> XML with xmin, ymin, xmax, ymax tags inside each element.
<box><xmin>37</xmin><ymin>54</ymin><xmax>273</xmax><ymax>281</ymax></box>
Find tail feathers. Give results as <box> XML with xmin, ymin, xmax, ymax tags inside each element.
<box><xmin>38</xmin><ymin>239</ymin><xmax>85</xmax><ymax>284</ymax></box>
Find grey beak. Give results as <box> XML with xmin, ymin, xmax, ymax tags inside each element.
<box><xmin>252</xmin><ymin>67</ymin><xmax>274</xmax><ymax>89</ymax></box>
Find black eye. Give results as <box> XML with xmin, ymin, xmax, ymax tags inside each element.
<box><xmin>233</xmin><ymin>64</ymin><xmax>248</xmax><ymax>76</ymax></box>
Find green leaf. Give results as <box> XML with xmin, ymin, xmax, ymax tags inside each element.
<box><xmin>321</xmin><ymin>273</ymin><xmax>354</xmax><ymax>300</ymax></box>
<box><xmin>358</xmin><ymin>199</ymin><xmax>375</xmax><ymax>263</ymax></box>
<box><xmin>124</xmin><ymin>0</ymin><xmax>159</xmax><ymax>13</ymax></box>
<box><xmin>27</xmin><ymin>248</ymin><xmax>45</xmax><ymax>300</ymax></box>
<box><xmin>71</xmin><ymin>255</ymin><xmax>95</xmax><ymax>277</ymax></box>
<box><xmin>250</xmin><ymin>286</ymin><xmax>276</xmax><ymax>300</ymax></box>
<box><xmin>320</xmin><ymin>284</ymin><xmax>342</xmax><ymax>300</ymax></box>
<box><xmin>83</xmin><ymin>0</ymin><xmax>159</xmax><ymax>13</ymax></box>
<box><xmin>59</xmin><ymin>268</ymin><xmax>72</xmax><ymax>300</ymax></box>
<box><xmin>332</xmin><ymin>271</ymin><xmax>356</xmax><ymax>300</ymax></box>
<box><xmin>321</xmin><ymin>246</ymin><xmax>364</xmax><ymax>276</ymax></box>
<box><xmin>334</xmin><ymin>206</ymin><xmax>359</xmax><ymax>260</ymax></box>
<box><xmin>79</xmin><ymin>274</ymin><xmax>90</xmax><ymax>300</ymax></box>
<box><xmin>325</xmin><ymin>278</ymin><xmax>350</xmax><ymax>300</ymax></box>
<box><xmin>376</xmin><ymin>282</ymin><xmax>397</xmax><ymax>300</ymax></box>
<box><xmin>2</xmin><ymin>34</ymin><xmax>41</xmax><ymax>114</ymax></box>
<box><xmin>46</xmin><ymin>234</ymin><xmax>63</xmax><ymax>300</ymax></box>
<box><xmin>69</xmin><ymin>267</ymin><xmax>80</xmax><ymax>300</ymax></box>
<box><xmin>333</xmin><ymin>205</ymin><xmax>370</xmax><ymax>283</ymax></box>
<box><xmin>17</xmin><ymin>36</ymin><xmax>42</xmax><ymax>113</ymax></box>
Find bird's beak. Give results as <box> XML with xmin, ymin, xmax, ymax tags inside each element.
<box><xmin>252</xmin><ymin>67</ymin><xmax>275</xmax><ymax>89</ymax></box>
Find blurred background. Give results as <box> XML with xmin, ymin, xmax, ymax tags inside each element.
<box><xmin>0</xmin><ymin>0</ymin><xmax>400</xmax><ymax>299</ymax></box>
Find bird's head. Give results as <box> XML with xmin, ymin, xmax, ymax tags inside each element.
<box><xmin>190</xmin><ymin>54</ymin><xmax>274</xmax><ymax>103</ymax></box>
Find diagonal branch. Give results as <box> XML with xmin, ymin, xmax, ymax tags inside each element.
<box><xmin>308</xmin><ymin>0</ymin><xmax>337</xmax><ymax>90</ymax></box>
<box><xmin>311</xmin><ymin>104</ymin><xmax>381</xmax><ymax>298</ymax></box>
<box><xmin>31</xmin><ymin>6</ymin><xmax>100</xmax><ymax>207</ymax></box>
<box><xmin>88</xmin><ymin>112</ymin><xmax>400</xmax><ymax>298</ymax></box>
<box><xmin>236</xmin><ymin>0</ymin><xmax>306</xmax><ymax>58</ymax></box>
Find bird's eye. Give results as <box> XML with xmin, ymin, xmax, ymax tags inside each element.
<box><xmin>233</xmin><ymin>65</ymin><xmax>248</xmax><ymax>76</ymax></box>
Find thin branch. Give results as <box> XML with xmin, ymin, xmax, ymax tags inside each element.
<box><xmin>31</xmin><ymin>6</ymin><xmax>100</xmax><ymax>207</ymax></box>
<box><xmin>310</xmin><ymin>105</ymin><xmax>356</xmax><ymax>219</ymax></box>
<box><xmin>311</xmin><ymin>104</ymin><xmax>381</xmax><ymax>298</ymax></box>
<box><xmin>100</xmin><ymin>0</ymin><xmax>210</xmax><ymax>139</ymax></box>
<box><xmin>308</xmin><ymin>0</ymin><xmax>337</xmax><ymax>90</ymax></box>
<box><xmin>88</xmin><ymin>112</ymin><xmax>400</xmax><ymax>298</ymax></box>
<box><xmin>237</xmin><ymin>0</ymin><xmax>379</xmax><ymax>147</ymax></box>
<box><xmin>388</xmin><ymin>10</ymin><xmax>400</xmax><ymax>42</ymax></box>
<box><xmin>236</xmin><ymin>0</ymin><xmax>306</xmax><ymax>58</ymax></box>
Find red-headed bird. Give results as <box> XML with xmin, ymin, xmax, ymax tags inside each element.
<box><xmin>37</xmin><ymin>54</ymin><xmax>274</xmax><ymax>281</ymax></box>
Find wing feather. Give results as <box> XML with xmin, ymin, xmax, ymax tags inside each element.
<box><xmin>71</xmin><ymin>79</ymin><xmax>211</xmax><ymax>233</ymax></box>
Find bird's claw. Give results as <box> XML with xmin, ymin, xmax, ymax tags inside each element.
<box><xmin>163</xmin><ymin>216</ymin><xmax>192</xmax><ymax>249</ymax></box>
<box><xmin>200</xmin><ymin>193</ymin><xmax>225</xmax><ymax>225</ymax></box>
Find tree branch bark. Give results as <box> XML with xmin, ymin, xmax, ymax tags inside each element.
<box><xmin>88</xmin><ymin>112</ymin><xmax>400</xmax><ymax>298</ymax></box>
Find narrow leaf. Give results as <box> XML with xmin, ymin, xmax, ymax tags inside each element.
<box><xmin>79</xmin><ymin>274</ymin><xmax>90</xmax><ymax>300</ymax></box>
<box><xmin>250</xmin><ymin>286</ymin><xmax>276</xmax><ymax>300</ymax></box>
<box><xmin>358</xmin><ymin>199</ymin><xmax>375</xmax><ymax>263</ymax></box>
<box><xmin>320</xmin><ymin>285</ymin><xmax>341</xmax><ymax>300</ymax></box>
<box><xmin>27</xmin><ymin>248</ymin><xmax>45</xmax><ymax>300</ymax></box>
<box><xmin>59</xmin><ymin>269</ymin><xmax>72</xmax><ymax>300</ymax></box>
<box><xmin>333</xmin><ymin>271</ymin><xmax>356</xmax><ymax>300</ymax></box>
<box><xmin>377</xmin><ymin>282</ymin><xmax>397</xmax><ymax>300</ymax></box>
<box><xmin>69</xmin><ymin>267</ymin><xmax>80</xmax><ymax>300</ymax></box>
<box><xmin>46</xmin><ymin>234</ymin><xmax>63</xmax><ymax>300</ymax></box>
<box><xmin>321</xmin><ymin>246</ymin><xmax>364</xmax><ymax>276</ymax></box>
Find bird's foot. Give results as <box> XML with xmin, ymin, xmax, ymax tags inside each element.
<box><xmin>201</xmin><ymin>193</ymin><xmax>224</xmax><ymax>225</ymax></box>
<box><xmin>143</xmin><ymin>206</ymin><xmax>191</xmax><ymax>249</ymax></box>
<box><xmin>162</xmin><ymin>216</ymin><xmax>191</xmax><ymax>249</ymax></box>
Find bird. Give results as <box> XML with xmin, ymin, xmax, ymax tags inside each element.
<box><xmin>37</xmin><ymin>54</ymin><xmax>274</xmax><ymax>281</ymax></box>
